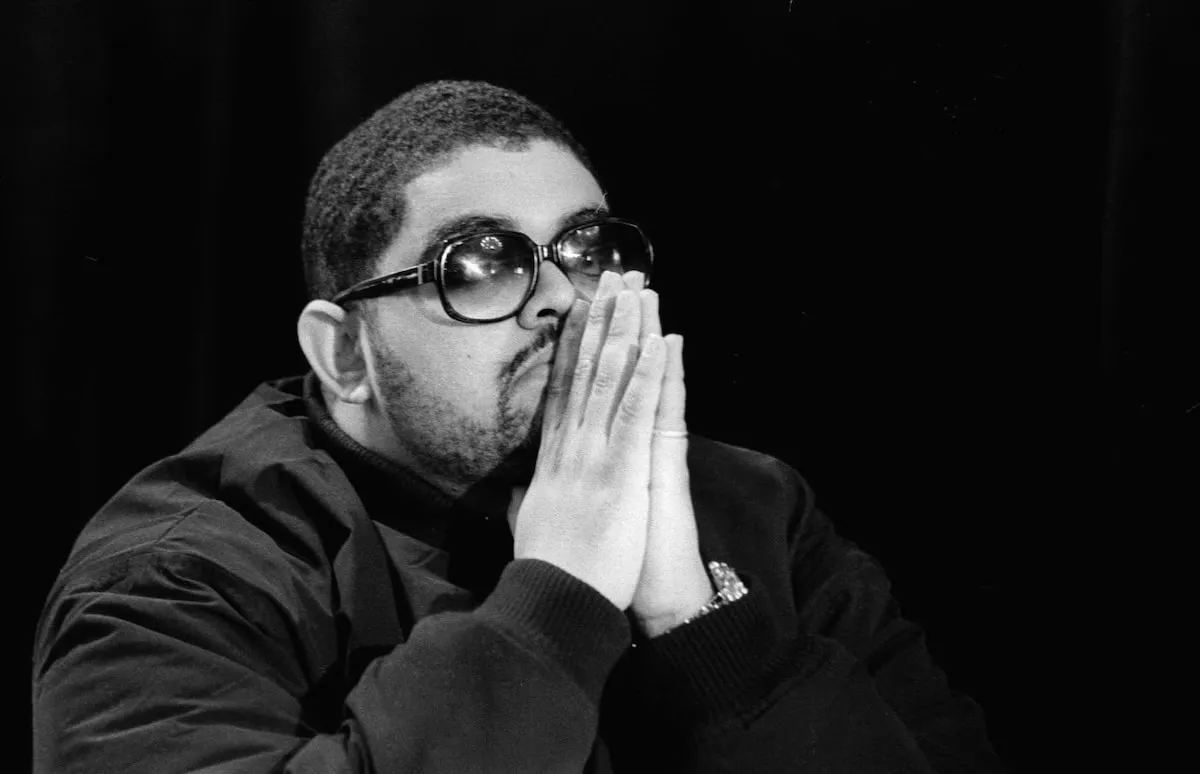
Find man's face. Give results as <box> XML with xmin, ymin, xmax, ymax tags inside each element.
<box><xmin>362</xmin><ymin>139</ymin><xmax>606</xmax><ymax>490</ymax></box>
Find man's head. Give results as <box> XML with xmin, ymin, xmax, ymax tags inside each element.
<box><xmin>301</xmin><ymin>80</ymin><xmax>599</xmax><ymax>305</ymax></box>
<box><xmin>297</xmin><ymin>80</ymin><xmax>616</xmax><ymax>499</ymax></box>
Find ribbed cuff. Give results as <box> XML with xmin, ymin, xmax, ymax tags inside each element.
<box><xmin>630</xmin><ymin>577</ymin><xmax>789</xmax><ymax>720</ymax></box>
<box><xmin>476</xmin><ymin>559</ymin><xmax>631</xmax><ymax>704</ymax></box>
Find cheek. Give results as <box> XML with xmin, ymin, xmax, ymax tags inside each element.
<box><xmin>408</xmin><ymin>340</ymin><xmax>507</xmax><ymax>411</ymax></box>
<box><xmin>375</xmin><ymin>307</ymin><xmax>514</xmax><ymax>409</ymax></box>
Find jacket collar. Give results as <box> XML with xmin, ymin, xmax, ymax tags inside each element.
<box><xmin>296</xmin><ymin>371</ymin><xmax>517</xmax><ymax>566</ymax></box>
<box><xmin>299</xmin><ymin>371</ymin><xmax>459</xmax><ymax>549</ymax></box>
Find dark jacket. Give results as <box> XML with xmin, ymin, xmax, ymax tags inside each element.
<box><xmin>32</xmin><ymin>373</ymin><xmax>1007</xmax><ymax>773</ymax></box>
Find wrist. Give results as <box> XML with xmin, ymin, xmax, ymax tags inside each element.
<box><xmin>622</xmin><ymin>576</ymin><xmax>781</xmax><ymax>721</ymax></box>
<box><xmin>636</xmin><ymin>564</ymin><xmax>714</xmax><ymax>638</ymax></box>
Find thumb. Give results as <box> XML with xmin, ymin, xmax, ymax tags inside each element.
<box><xmin>507</xmin><ymin>485</ymin><xmax>528</xmax><ymax>535</ymax></box>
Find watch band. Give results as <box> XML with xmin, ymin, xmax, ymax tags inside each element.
<box><xmin>677</xmin><ymin>560</ymin><xmax>748</xmax><ymax>628</ymax></box>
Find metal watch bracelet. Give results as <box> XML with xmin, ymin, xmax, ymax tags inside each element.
<box><xmin>676</xmin><ymin>560</ymin><xmax>749</xmax><ymax>629</ymax></box>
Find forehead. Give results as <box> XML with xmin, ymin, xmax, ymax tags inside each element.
<box><xmin>385</xmin><ymin>140</ymin><xmax>606</xmax><ymax>268</ymax></box>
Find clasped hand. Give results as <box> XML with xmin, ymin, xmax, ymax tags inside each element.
<box><xmin>508</xmin><ymin>271</ymin><xmax>712</xmax><ymax>637</ymax></box>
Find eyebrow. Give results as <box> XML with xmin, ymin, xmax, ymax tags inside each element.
<box><xmin>423</xmin><ymin>204</ymin><xmax>611</xmax><ymax>255</ymax></box>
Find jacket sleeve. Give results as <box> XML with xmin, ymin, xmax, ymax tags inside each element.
<box><xmin>605</xmin><ymin>464</ymin><xmax>1008</xmax><ymax>773</ymax></box>
<box><xmin>32</xmin><ymin>551</ymin><xmax>628</xmax><ymax>774</ymax></box>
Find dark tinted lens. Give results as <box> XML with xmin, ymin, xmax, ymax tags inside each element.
<box><xmin>441</xmin><ymin>234</ymin><xmax>535</xmax><ymax>320</ymax></box>
<box><xmin>558</xmin><ymin>223</ymin><xmax>652</xmax><ymax>295</ymax></box>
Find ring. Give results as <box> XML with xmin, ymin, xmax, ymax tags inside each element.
<box><xmin>653</xmin><ymin>429</ymin><xmax>688</xmax><ymax>438</ymax></box>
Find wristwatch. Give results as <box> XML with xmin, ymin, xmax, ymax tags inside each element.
<box><xmin>677</xmin><ymin>560</ymin><xmax>749</xmax><ymax>628</ymax></box>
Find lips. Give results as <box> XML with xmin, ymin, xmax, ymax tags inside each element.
<box><xmin>516</xmin><ymin>346</ymin><xmax>555</xmax><ymax>380</ymax></box>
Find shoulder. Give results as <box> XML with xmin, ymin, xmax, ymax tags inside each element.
<box><xmin>687</xmin><ymin>434</ymin><xmax>814</xmax><ymax>522</ymax></box>
<box><xmin>685</xmin><ymin>434</ymin><xmax>823</xmax><ymax>567</ymax></box>
<box><xmin>50</xmin><ymin>377</ymin><xmax>353</xmax><ymax>622</ymax></box>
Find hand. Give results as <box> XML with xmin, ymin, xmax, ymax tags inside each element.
<box><xmin>507</xmin><ymin>271</ymin><xmax>667</xmax><ymax>610</ymax></box>
<box><xmin>621</xmin><ymin>276</ymin><xmax>713</xmax><ymax>636</ymax></box>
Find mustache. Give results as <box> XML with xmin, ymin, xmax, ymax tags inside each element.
<box><xmin>502</xmin><ymin>323</ymin><xmax>562</xmax><ymax>382</ymax></box>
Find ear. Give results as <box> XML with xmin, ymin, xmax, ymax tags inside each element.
<box><xmin>297</xmin><ymin>300</ymin><xmax>372</xmax><ymax>405</ymax></box>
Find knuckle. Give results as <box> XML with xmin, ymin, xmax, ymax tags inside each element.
<box><xmin>604</xmin><ymin>314</ymin><xmax>630</xmax><ymax>339</ymax></box>
<box><xmin>590</xmin><ymin>367</ymin><xmax>618</xmax><ymax>393</ymax></box>
<box><xmin>615</xmin><ymin>398</ymin><xmax>642</xmax><ymax>428</ymax></box>
<box><xmin>575</xmin><ymin>336</ymin><xmax>599</xmax><ymax>358</ymax></box>
<box><xmin>593</xmin><ymin>455</ymin><xmax>624</xmax><ymax>487</ymax></box>
<box><xmin>573</xmin><ymin>355</ymin><xmax>595</xmax><ymax>377</ymax></box>
<box><xmin>587</xmin><ymin>303</ymin><xmax>609</xmax><ymax>324</ymax></box>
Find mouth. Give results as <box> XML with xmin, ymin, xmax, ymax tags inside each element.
<box><xmin>516</xmin><ymin>347</ymin><xmax>556</xmax><ymax>380</ymax></box>
<box><xmin>508</xmin><ymin>325</ymin><xmax>562</xmax><ymax>384</ymax></box>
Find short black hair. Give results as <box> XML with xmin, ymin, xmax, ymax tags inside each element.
<box><xmin>301</xmin><ymin>79</ymin><xmax>597</xmax><ymax>303</ymax></box>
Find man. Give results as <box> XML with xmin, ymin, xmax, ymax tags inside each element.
<box><xmin>32</xmin><ymin>80</ymin><xmax>1007</xmax><ymax>772</ymax></box>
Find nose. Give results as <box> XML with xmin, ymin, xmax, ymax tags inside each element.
<box><xmin>516</xmin><ymin>256</ymin><xmax>579</xmax><ymax>329</ymax></box>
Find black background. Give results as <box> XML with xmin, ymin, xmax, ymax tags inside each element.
<box><xmin>10</xmin><ymin>0</ymin><xmax>1196</xmax><ymax>770</ymax></box>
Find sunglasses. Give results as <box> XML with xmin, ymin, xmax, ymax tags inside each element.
<box><xmin>331</xmin><ymin>218</ymin><xmax>654</xmax><ymax>323</ymax></box>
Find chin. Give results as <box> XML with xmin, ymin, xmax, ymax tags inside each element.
<box><xmin>512</xmin><ymin>389</ymin><xmax>547</xmax><ymax>441</ymax></box>
<box><xmin>508</xmin><ymin>420</ymin><xmax>540</xmax><ymax>458</ymax></box>
<box><xmin>489</xmin><ymin>438</ymin><xmax>539</xmax><ymax>486</ymax></box>
<box><xmin>493</xmin><ymin>385</ymin><xmax>548</xmax><ymax>480</ymax></box>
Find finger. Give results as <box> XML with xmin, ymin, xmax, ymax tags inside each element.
<box><xmin>621</xmin><ymin>270</ymin><xmax>647</xmax><ymax>292</ymax></box>
<box><xmin>506</xmin><ymin>485</ymin><xmax>527</xmax><ymax>535</ymax></box>
<box><xmin>564</xmin><ymin>271</ymin><xmax>625</xmax><ymax>426</ymax></box>
<box><xmin>653</xmin><ymin>334</ymin><xmax>688</xmax><ymax>434</ymax></box>
<box><xmin>610</xmin><ymin>333</ymin><xmax>667</xmax><ymax>453</ymax></box>
<box><xmin>543</xmin><ymin>298</ymin><xmax>589</xmax><ymax>433</ymax></box>
<box><xmin>639</xmin><ymin>289</ymin><xmax>661</xmax><ymax>350</ymax></box>
<box><xmin>617</xmin><ymin>275</ymin><xmax>651</xmax><ymax>389</ymax></box>
<box><xmin>582</xmin><ymin>289</ymin><xmax>641</xmax><ymax>431</ymax></box>
<box><xmin>619</xmin><ymin>270</ymin><xmax>657</xmax><ymax>351</ymax></box>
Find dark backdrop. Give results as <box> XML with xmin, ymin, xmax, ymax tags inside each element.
<box><xmin>11</xmin><ymin>0</ymin><xmax>1193</xmax><ymax>770</ymax></box>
